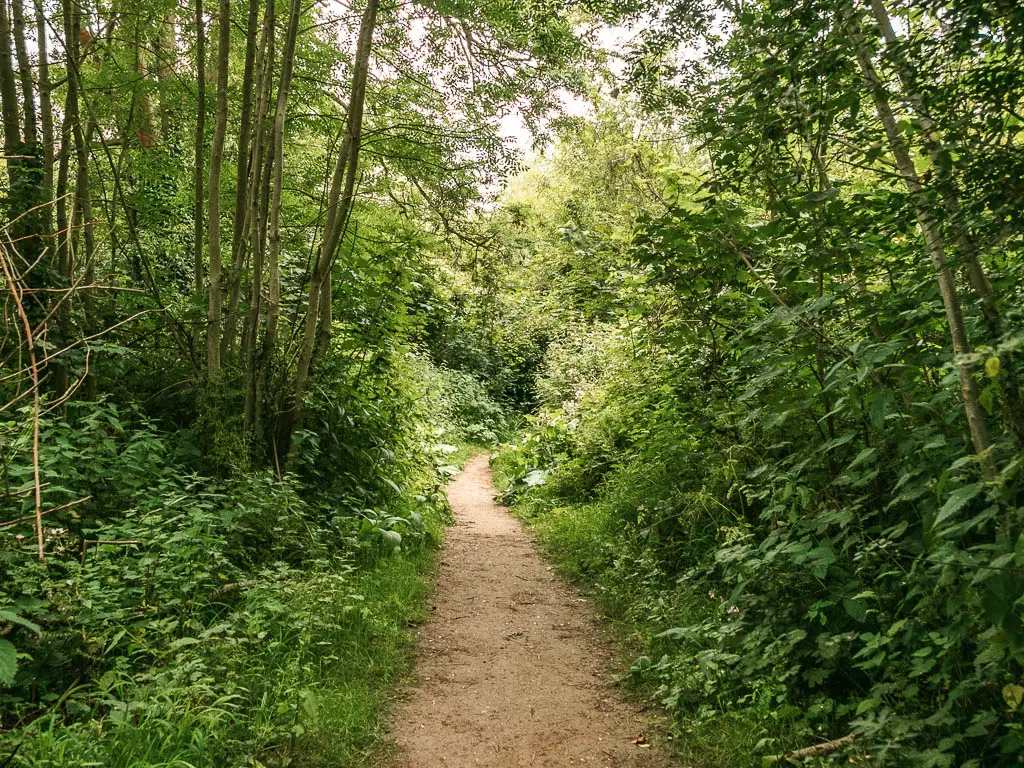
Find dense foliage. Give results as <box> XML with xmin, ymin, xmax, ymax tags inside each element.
<box><xmin>0</xmin><ymin>0</ymin><xmax>545</xmax><ymax>763</ymax></box>
<box><xmin>491</xmin><ymin>3</ymin><xmax>1024</xmax><ymax>764</ymax></box>
<box><xmin>3</xmin><ymin>0</ymin><xmax>1023</xmax><ymax>765</ymax></box>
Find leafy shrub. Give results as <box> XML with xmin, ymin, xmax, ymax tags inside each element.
<box><xmin>496</xmin><ymin>319</ymin><xmax>1024</xmax><ymax>767</ymax></box>
<box><xmin>534</xmin><ymin>322</ymin><xmax>625</xmax><ymax>412</ymax></box>
<box><xmin>0</xmin><ymin>382</ymin><xmax>450</xmax><ymax>766</ymax></box>
<box><xmin>406</xmin><ymin>353</ymin><xmax>508</xmax><ymax>445</ymax></box>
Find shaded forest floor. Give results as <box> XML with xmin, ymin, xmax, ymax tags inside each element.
<box><xmin>390</xmin><ymin>455</ymin><xmax>674</xmax><ymax>767</ymax></box>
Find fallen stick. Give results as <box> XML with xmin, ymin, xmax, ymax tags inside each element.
<box><xmin>0</xmin><ymin>483</ymin><xmax>50</xmax><ymax>500</ymax></box>
<box><xmin>0</xmin><ymin>495</ymin><xmax>92</xmax><ymax>529</ymax></box>
<box><xmin>784</xmin><ymin>733</ymin><xmax>857</xmax><ymax>761</ymax></box>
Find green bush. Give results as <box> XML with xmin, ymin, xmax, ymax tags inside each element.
<box><xmin>406</xmin><ymin>353</ymin><xmax>508</xmax><ymax>445</ymax></box>
<box><xmin>0</xmin><ymin>381</ymin><xmax>449</xmax><ymax>767</ymax></box>
<box><xmin>495</xmin><ymin>325</ymin><xmax>1024</xmax><ymax>767</ymax></box>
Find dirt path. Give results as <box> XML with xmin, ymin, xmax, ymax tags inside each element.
<box><xmin>392</xmin><ymin>455</ymin><xmax>675</xmax><ymax>767</ymax></box>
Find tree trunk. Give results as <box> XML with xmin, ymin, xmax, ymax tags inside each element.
<box><xmin>33</xmin><ymin>0</ymin><xmax>53</xmax><ymax>206</ymax></box>
<box><xmin>223</xmin><ymin>0</ymin><xmax>274</xmax><ymax>362</ymax></box>
<box><xmin>0</xmin><ymin>0</ymin><xmax>20</xmax><ymax>177</ymax></box>
<box><xmin>844</xmin><ymin>4</ymin><xmax>993</xmax><ymax>470</ymax></box>
<box><xmin>247</xmin><ymin>0</ymin><xmax>302</xmax><ymax>450</ymax></box>
<box><xmin>206</xmin><ymin>0</ymin><xmax>230</xmax><ymax>378</ymax></box>
<box><xmin>51</xmin><ymin>0</ymin><xmax>81</xmax><ymax>396</ymax></box>
<box><xmin>193</xmin><ymin>0</ymin><xmax>205</xmax><ymax>297</ymax></box>
<box><xmin>220</xmin><ymin>0</ymin><xmax>262</xmax><ymax>362</ymax></box>
<box><xmin>76</xmin><ymin>117</ymin><xmax>97</xmax><ymax>400</ymax></box>
<box><xmin>276</xmin><ymin>0</ymin><xmax>379</xmax><ymax>456</ymax></box>
<box><xmin>2</xmin><ymin>0</ymin><xmax>45</xmax><ymax>325</ymax></box>
<box><xmin>868</xmin><ymin>0</ymin><xmax>1024</xmax><ymax>445</ymax></box>
<box><xmin>9</xmin><ymin>0</ymin><xmax>35</xmax><ymax>145</ymax></box>
<box><xmin>315</xmin><ymin>267</ymin><xmax>332</xmax><ymax>359</ymax></box>
<box><xmin>240</xmin><ymin>5</ymin><xmax>277</xmax><ymax>425</ymax></box>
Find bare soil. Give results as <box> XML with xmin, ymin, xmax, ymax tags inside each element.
<box><xmin>391</xmin><ymin>455</ymin><xmax>676</xmax><ymax>767</ymax></box>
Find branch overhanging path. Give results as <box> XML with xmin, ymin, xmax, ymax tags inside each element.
<box><xmin>392</xmin><ymin>455</ymin><xmax>674</xmax><ymax>768</ymax></box>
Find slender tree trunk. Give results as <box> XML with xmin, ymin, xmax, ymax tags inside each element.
<box><xmin>54</xmin><ymin>104</ymin><xmax>70</xmax><ymax>291</ymax></box>
<box><xmin>51</xmin><ymin>0</ymin><xmax>81</xmax><ymax>396</ymax></box>
<box><xmin>0</xmin><ymin>0</ymin><xmax>20</xmax><ymax>179</ymax></box>
<box><xmin>223</xmin><ymin>0</ymin><xmax>274</xmax><ymax>362</ymax></box>
<box><xmin>868</xmin><ymin>0</ymin><xmax>1024</xmax><ymax>445</ymax></box>
<box><xmin>220</xmin><ymin>0</ymin><xmax>262</xmax><ymax>362</ymax></box>
<box><xmin>236</xmin><ymin>15</ymin><xmax>274</xmax><ymax>366</ymax></box>
<box><xmin>3</xmin><ymin>0</ymin><xmax>45</xmax><ymax>322</ymax></box>
<box><xmin>206</xmin><ymin>0</ymin><xmax>230</xmax><ymax>377</ymax></box>
<box><xmin>9</xmin><ymin>0</ymin><xmax>35</xmax><ymax>145</ymax></box>
<box><xmin>315</xmin><ymin>267</ymin><xmax>332</xmax><ymax>358</ymax></box>
<box><xmin>844</xmin><ymin>5</ymin><xmax>992</xmax><ymax>469</ymax></box>
<box><xmin>248</xmin><ymin>0</ymin><xmax>301</xmax><ymax>448</ymax></box>
<box><xmin>276</xmin><ymin>0</ymin><xmax>379</xmax><ymax>456</ymax></box>
<box><xmin>239</xmin><ymin>3</ymin><xmax>276</xmax><ymax>417</ymax></box>
<box><xmin>33</xmin><ymin>0</ymin><xmax>53</xmax><ymax>207</ymax></box>
<box><xmin>73</xmin><ymin>123</ymin><xmax>94</xmax><ymax>294</ymax></box>
<box><xmin>193</xmin><ymin>0</ymin><xmax>205</xmax><ymax>296</ymax></box>
<box><xmin>76</xmin><ymin>116</ymin><xmax>97</xmax><ymax>400</ymax></box>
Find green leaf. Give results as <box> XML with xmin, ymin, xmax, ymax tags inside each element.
<box><xmin>523</xmin><ymin>469</ymin><xmax>548</xmax><ymax>487</ymax></box>
<box><xmin>846</xmin><ymin>447</ymin><xmax>878</xmax><ymax>471</ymax></box>
<box><xmin>0</xmin><ymin>640</ymin><xmax>17</xmax><ymax>685</ymax></box>
<box><xmin>933</xmin><ymin>484</ymin><xmax>983</xmax><ymax>529</ymax></box>
<box><xmin>299</xmin><ymin>688</ymin><xmax>320</xmax><ymax>722</ymax></box>
<box><xmin>0</xmin><ymin>609</ymin><xmax>40</xmax><ymax>634</ymax></box>
<box><xmin>1003</xmin><ymin>684</ymin><xmax>1024</xmax><ymax>711</ymax></box>
<box><xmin>869</xmin><ymin>391</ymin><xmax>893</xmax><ymax>431</ymax></box>
<box><xmin>843</xmin><ymin>598</ymin><xmax>868</xmax><ymax>622</ymax></box>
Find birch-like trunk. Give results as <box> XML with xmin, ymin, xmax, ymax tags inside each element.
<box><xmin>220</xmin><ymin>0</ymin><xmax>263</xmax><ymax>361</ymax></box>
<box><xmin>205</xmin><ymin>0</ymin><xmax>230</xmax><ymax>377</ymax></box>
<box><xmin>33</xmin><ymin>0</ymin><xmax>53</xmax><ymax>205</ymax></box>
<box><xmin>249</xmin><ymin>0</ymin><xmax>301</xmax><ymax>451</ymax></box>
<box><xmin>9</xmin><ymin>0</ymin><xmax>35</xmax><ymax>144</ymax></box>
<box><xmin>844</xmin><ymin>4</ymin><xmax>992</xmax><ymax>469</ymax></box>
<box><xmin>867</xmin><ymin>0</ymin><xmax>1024</xmax><ymax>445</ymax></box>
<box><xmin>193</xmin><ymin>0</ymin><xmax>205</xmax><ymax>297</ymax></box>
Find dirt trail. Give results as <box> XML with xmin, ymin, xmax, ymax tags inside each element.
<box><xmin>392</xmin><ymin>455</ymin><xmax>675</xmax><ymax>767</ymax></box>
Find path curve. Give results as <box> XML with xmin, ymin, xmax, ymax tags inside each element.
<box><xmin>392</xmin><ymin>455</ymin><xmax>675</xmax><ymax>767</ymax></box>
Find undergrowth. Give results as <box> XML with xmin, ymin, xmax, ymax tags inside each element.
<box><xmin>8</xmin><ymin>550</ymin><xmax>437</xmax><ymax>768</ymax></box>
<box><xmin>0</xmin><ymin>348</ymin><xmax>497</xmax><ymax>767</ymax></box>
<box><xmin>493</xmin><ymin>331</ymin><xmax>1024</xmax><ymax>767</ymax></box>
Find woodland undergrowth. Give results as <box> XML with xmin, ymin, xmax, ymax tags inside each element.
<box><xmin>0</xmin><ymin>349</ymin><xmax>508</xmax><ymax>767</ymax></box>
<box><xmin>3</xmin><ymin>1</ymin><xmax>1024</xmax><ymax>766</ymax></box>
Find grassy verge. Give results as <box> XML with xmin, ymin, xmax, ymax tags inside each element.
<box><xmin>292</xmin><ymin>546</ymin><xmax>440</xmax><ymax>767</ymax></box>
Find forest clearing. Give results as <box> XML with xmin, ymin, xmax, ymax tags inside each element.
<box><xmin>1</xmin><ymin>0</ymin><xmax>1023</xmax><ymax>766</ymax></box>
